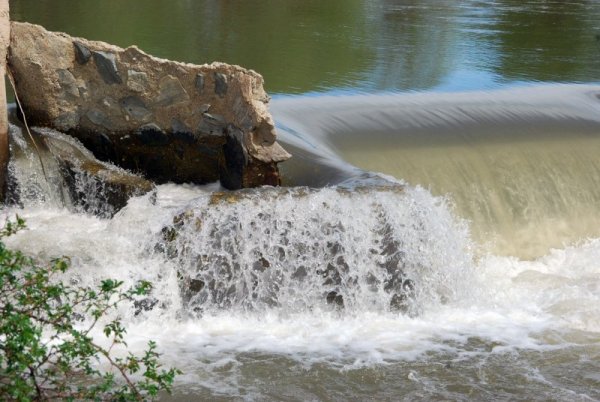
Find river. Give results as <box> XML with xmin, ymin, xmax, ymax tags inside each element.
<box><xmin>7</xmin><ymin>1</ymin><xmax>600</xmax><ymax>400</ymax></box>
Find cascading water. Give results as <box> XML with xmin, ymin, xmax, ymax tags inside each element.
<box><xmin>160</xmin><ymin>184</ymin><xmax>473</xmax><ymax>317</ymax></box>
<box><xmin>3</xmin><ymin>86</ymin><xmax>600</xmax><ymax>400</ymax></box>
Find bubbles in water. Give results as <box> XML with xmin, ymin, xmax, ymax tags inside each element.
<box><xmin>160</xmin><ymin>183</ymin><xmax>474</xmax><ymax>317</ymax></box>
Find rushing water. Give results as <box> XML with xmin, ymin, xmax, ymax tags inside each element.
<box><xmin>6</xmin><ymin>1</ymin><xmax>600</xmax><ymax>400</ymax></box>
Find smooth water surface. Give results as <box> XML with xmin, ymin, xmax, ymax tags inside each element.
<box><xmin>12</xmin><ymin>0</ymin><xmax>600</xmax><ymax>94</ymax></box>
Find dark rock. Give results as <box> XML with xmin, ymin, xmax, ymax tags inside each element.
<box><xmin>134</xmin><ymin>298</ymin><xmax>159</xmax><ymax>316</ymax></box>
<box><xmin>326</xmin><ymin>291</ymin><xmax>344</xmax><ymax>308</ymax></box>
<box><xmin>85</xmin><ymin>108</ymin><xmax>114</xmax><ymax>130</ymax></box>
<box><xmin>389</xmin><ymin>279</ymin><xmax>415</xmax><ymax>313</ymax></box>
<box><xmin>195</xmin><ymin>73</ymin><xmax>205</xmax><ymax>93</ymax></box>
<box><xmin>39</xmin><ymin>129</ymin><xmax>154</xmax><ymax>217</ymax></box>
<box><xmin>73</xmin><ymin>41</ymin><xmax>91</xmax><ymax>64</ymax></box>
<box><xmin>92</xmin><ymin>51</ymin><xmax>122</xmax><ymax>84</ymax></box>
<box><xmin>214</xmin><ymin>72</ymin><xmax>228</xmax><ymax>97</ymax></box>
<box><xmin>196</xmin><ymin>143</ymin><xmax>220</xmax><ymax>157</ymax></box>
<box><xmin>174</xmin><ymin>145</ymin><xmax>185</xmax><ymax>159</ymax></box>
<box><xmin>173</xmin><ymin>130</ymin><xmax>197</xmax><ymax>144</ymax></box>
<box><xmin>135</xmin><ymin>123</ymin><xmax>170</xmax><ymax>146</ymax></box>
<box><xmin>120</xmin><ymin>96</ymin><xmax>151</xmax><ymax>122</ymax></box>
<box><xmin>171</xmin><ymin>118</ymin><xmax>189</xmax><ymax>134</ymax></box>
<box><xmin>197</xmin><ymin>113</ymin><xmax>226</xmax><ymax>136</ymax></box>
<box><xmin>220</xmin><ymin>126</ymin><xmax>247</xmax><ymax>189</ymax></box>
<box><xmin>189</xmin><ymin>278</ymin><xmax>205</xmax><ymax>293</ymax></box>
<box><xmin>56</xmin><ymin>69</ymin><xmax>80</xmax><ymax>98</ymax></box>
<box><xmin>156</xmin><ymin>75</ymin><xmax>189</xmax><ymax>106</ymax></box>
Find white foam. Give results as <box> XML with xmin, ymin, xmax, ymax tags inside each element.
<box><xmin>3</xmin><ymin>183</ymin><xmax>599</xmax><ymax>387</ymax></box>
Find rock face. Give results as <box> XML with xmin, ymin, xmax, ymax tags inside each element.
<box><xmin>8</xmin><ymin>22</ymin><xmax>290</xmax><ymax>189</ymax></box>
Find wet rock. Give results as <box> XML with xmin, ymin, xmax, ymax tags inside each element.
<box><xmin>326</xmin><ymin>291</ymin><xmax>344</xmax><ymax>308</ymax></box>
<box><xmin>37</xmin><ymin>128</ymin><xmax>154</xmax><ymax>217</ymax></box>
<box><xmin>92</xmin><ymin>51</ymin><xmax>122</xmax><ymax>85</ymax></box>
<box><xmin>135</xmin><ymin>123</ymin><xmax>169</xmax><ymax>146</ymax></box>
<box><xmin>173</xmin><ymin>130</ymin><xmax>197</xmax><ymax>144</ymax></box>
<box><xmin>73</xmin><ymin>41</ymin><xmax>91</xmax><ymax>64</ymax></box>
<box><xmin>133</xmin><ymin>297</ymin><xmax>159</xmax><ymax>316</ymax></box>
<box><xmin>389</xmin><ymin>280</ymin><xmax>415</xmax><ymax>313</ymax></box>
<box><xmin>214</xmin><ymin>72</ymin><xmax>228</xmax><ymax>97</ymax></box>
<box><xmin>9</xmin><ymin>22</ymin><xmax>291</xmax><ymax>189</ymax></box>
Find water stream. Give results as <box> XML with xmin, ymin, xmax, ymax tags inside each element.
<box><xmin>5</xmin><ymin>0</ymin><xmax>600</xmax><ymax>400</ymax></box>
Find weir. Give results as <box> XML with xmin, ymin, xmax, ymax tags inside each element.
<box><xmin>273</xmin><ymin>85</ymin><xmax>600</xmax><ymax>258</ymax></box>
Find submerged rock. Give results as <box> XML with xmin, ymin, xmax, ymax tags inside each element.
<box><xmin>8</xmin><ymin>22</ymin><xmax>291</xmax><ymax>189</ymax></box>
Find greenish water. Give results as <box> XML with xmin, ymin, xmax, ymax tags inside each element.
<box><xmin>12</xmin><ymin>0</ymin><xmax>600</xmax><ymax>94</ymax></box>
<box><xmin>8</xmin><ymin>1</ymin><xmax>600</xmax><ymax>401</ymax></box>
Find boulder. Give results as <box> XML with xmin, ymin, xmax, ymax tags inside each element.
<box><xmin>8</xmin><ymin>22</ymin><xmax>290</xmax><ymax>189</ymax></box>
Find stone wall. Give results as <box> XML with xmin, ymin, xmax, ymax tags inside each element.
<box><xmin>8</xmin><ymin>22</ymin><xmax>290</xmax><ymax>189</ymax></box>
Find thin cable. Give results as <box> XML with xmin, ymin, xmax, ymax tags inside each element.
<box><xmin>6</xmin><ymin>68</ymin><xmax>49</xmax><ymax>183</ymax></box>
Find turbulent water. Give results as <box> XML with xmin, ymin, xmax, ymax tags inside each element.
<box><xmin>6</xmin><ymin>0</ymin><xmax>600</xmax><ymax>400</ymax></box>
<box><xmin>2</xmin><ymin>85</ymin><xmax>600</xmax><ymax>401</ymax></box>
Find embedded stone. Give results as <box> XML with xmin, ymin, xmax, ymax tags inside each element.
<box><xmin>197</xmin><ymin>113</ymin><xmax>226</xmax><ymax>136</ymax></box>
<box><xmin>120</xmin><ymin>96</ymin><xmax>151</xmax><ymax>122</ymax></box>
<box><xmin>171</xmin><ymin>118</ymin><xmax>190</xmax><ymax>134</ymax></box>
<box><xmin>127</xmin><ymin>70</ymin><xmax>148</xmax><ymax>92</ymax></box>
<box><xmin>156</xmin><ymin>75</ymin><xmax>189</xmax><ymax>107</ymax></box>
<box><xmin>54</xmin><ymin>112</ymin><xmax>80</xmax><ymax>131</ymax></box>
<box><xmin>73</xmin><ymin>41</ymin><xmax>91</xmax><ymax>64</ymax></box>
<box><xmin>85</xmin><ymin>108</ymin><xmax>112</xmax><ymax>129</ymax></box>
<box><xmin>195</xmin><ymin>73</ymin><xmax>205</xmax><ymax>93</ymax></box>
<box><xmin>135</xmin><ymin>123</ymin><xmax>169</xmax><ymax>146</ymax></box>
<box><xmin>57</xmin><ymin>69</ymin><xmax>80</xmax><ymax>98</ymax></box>
<box><xmin>214</xmin><ymin>72</ymin><xmax>228</xmax><ymax>97</ymax></box>
<box><xmin>92</xmin><ymin>51</ymin><xmax>122</xmax><ymax>84</ymax></box>
<box><xmin>198</xmin><ymin>104</ymin><xmax>211</xmax><ymax>114</ymax></box>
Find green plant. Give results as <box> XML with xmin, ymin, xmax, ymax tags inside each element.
<box><xmin>0</xmin><ymin>216</ymin><xmax>180</xmax><ymax>401</ymax></box>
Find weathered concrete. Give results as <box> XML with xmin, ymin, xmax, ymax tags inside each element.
<box><xmin>8</xmin><ymin>22</ymin><xmax>290</xmax><ymax>189</ymax></box>
<box><xmin>0</xmin><ymin>1</ymin><xmax>9</xmax><ymax>199</ymax></box>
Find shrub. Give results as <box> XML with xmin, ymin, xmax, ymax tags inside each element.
<box><xmin>0</xmin><ymin>216</ymin><xmax>180</xmax><ymax>401</ymax></box>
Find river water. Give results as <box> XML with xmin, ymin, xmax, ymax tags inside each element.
<box><xmin>7</xmin><ymin>1</ymin><xmax>600</xmax><ymax>400</ymax></box>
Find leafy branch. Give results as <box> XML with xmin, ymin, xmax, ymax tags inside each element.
<box><xmin>0</xmin><ymin>216</ymin><xmax>180</xmax><ymax>401</ymax></box>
